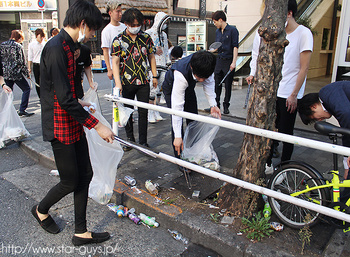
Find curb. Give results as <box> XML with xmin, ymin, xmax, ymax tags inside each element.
<box><xmin>112</xmin><ymin>180</ymin><xmax>294</xmax><ymax>257</ymax></box>
<box><xmin>20</xmin><ymin>138</ymin><xmax>56</xmax><ymax>170</ymax></box>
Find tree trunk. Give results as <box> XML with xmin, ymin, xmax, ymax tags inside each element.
<box><xmin>218</xmin><ymin>0</ymin><xmax>289</xmax><ymax>217</ymax></box>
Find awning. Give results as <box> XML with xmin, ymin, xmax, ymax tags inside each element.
<box><xmin>96</xmin><ymin>0</ymin><xmax>168</xmax><ymax>16</ymax></box>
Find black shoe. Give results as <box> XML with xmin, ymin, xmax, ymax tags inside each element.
<box><xmin>31</xmin><ymin>205</ymin><xmax>60</xmax><ymax>234</ymax></box>
<box><xmin>140</xmin><ymin>143</ymin><xmax>150</xmax><ymax>148</ymax></box>
<box><xmin>18</xmin><ymin>111</ymin><xmax>34</xmax><ymax>117</ymax></box>
<box><xmin>204</xmin><ymin>108</ymin><xmax>211</xmax><ymax>113</ymax></box>
<box><xmin>223</xmin><ymin>106</ymin><xmax>230</xmax><ymax>114</ymax></box>
<box><xmin>72</xmin><ymin>232</ymin><xmax>110</xmax><ymax>246</ymax></box>
<box><xmin>123</xmin><ymin>137</ymin><xmax>135</xmax><ymax>151</ymax></box>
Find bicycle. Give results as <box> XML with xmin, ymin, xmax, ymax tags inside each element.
<box><xmin>267</xmin><ymin>121</ymin><xmax>350</xmax><ymax>231</ymax></box>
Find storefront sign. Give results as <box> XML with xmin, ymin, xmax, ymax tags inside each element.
<box><xmin>0</xmin><ymin>0</ymin><xmax>56</xmax><ymax>11</ymax></box>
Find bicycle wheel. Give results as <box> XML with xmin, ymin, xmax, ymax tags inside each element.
<box><xmin>268</xmin><ymin>163</ymin><xmax>328</xmax><ymax>229</ymax></box>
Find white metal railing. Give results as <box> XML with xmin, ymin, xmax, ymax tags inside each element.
<box><xmin>106</xmin><ymin>95</ymin><xmax>350</xmax><ymax>223</ymax></box>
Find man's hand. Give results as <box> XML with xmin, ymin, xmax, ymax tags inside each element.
<box><xmin>246</xmin><ymin>75</ymin><xmax>254</xmax><ymax>85</ymax></box>
<box><xmin>94</xmin><ymin>122</ymin><xmax>115</xmax><ymax>143</ymax></box>
<box><xmin>286</xmin><ymin>94</ymin><xmax>298</xmax><ymax>113</ymax></box>
<box><xmin>210</xmin><ymin>106</ymin><xmax>221</xmax><ymax>119</ymax></box>
<box><xmin>107</xmin><ymin>69</ymin><xmax>113</xmax><ymax>80</ymax></box>
<box><xmin>230</xmin><ymin>62</ymin><xmax>236</xmax><ymax>71</ymax></box>
<box><xmin>152</xmin><ymin>78</ymin><xmax>158</xmax><ymax>88</ymax></box>
<box><xmin>2</xmin><ymin>85</ymin><xmax>12</xmax><ymax>93</ymax></box>
<box><xmin>173</xmin><ymin>137</ymin><xmax>184</xmax><ymax>156</ymax></box>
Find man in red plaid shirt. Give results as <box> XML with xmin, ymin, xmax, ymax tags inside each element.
<box><xmin>31</xmin><ymin>0</ymin><xmax>114</xmax><ymax>246</ymax></box>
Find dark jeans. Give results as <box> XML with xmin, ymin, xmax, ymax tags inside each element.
<box><xmin>33</xmin><ymin>63</ymin><xmax>40</xmax><ymax>98</ymax></box>
<box><xmin>164</xmin><ymin>87</ymin><xmax>198</xmax><ymax>158</ymax></box>
<box><xmin>38</xmin><ymin>134</ymin><xmax>93</xmax><ymax>234</ymax></box>
<box><xmin>267</xmin><ymin>97</ymin><xmax>297</xmax><ymax>165</ymax></box>
<box><xmin>5</xmin><ymin>76</ymin><xmax>31</xmax><ymax>112</ymax></box>
<box><xmin>214</xmin><ymin>59</ymin><xmax>235</xmax><ymax>108</ymax></box>
<box><xmin>122</xmin><ymin>84</ymin><xmax>150</xmax><ymax>144</ymax></box>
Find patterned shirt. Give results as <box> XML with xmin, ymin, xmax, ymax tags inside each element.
<box><xmin>111</xmin><ymin>30</ymin><xmax>155</xmax><ymax>86</ymax></box>
<box><xmin>40</xmin><ymin>29</ymin><xmax>98</xmax><ymax>144</ymax></box>
<box><xmin>0</xmin><ymin>39</ymin><xmax>29</xmax><ymax>80</ymax></box>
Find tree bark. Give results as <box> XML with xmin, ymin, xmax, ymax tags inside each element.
<box><xmin>218</xmin><ymin>0</ymin><xmax>289</xmax><ymax>217</ymax></box>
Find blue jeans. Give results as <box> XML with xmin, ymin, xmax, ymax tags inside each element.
<box><xmin>5</xmin><ymin>76</ymin><xmax>31</xmax><ymax>112</ymax></box>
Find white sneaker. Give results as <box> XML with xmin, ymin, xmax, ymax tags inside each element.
<box><xmin>148</xmin><ymin>110</ymin><xmax>156</xmax><ymax>123</ymax></box>
<box><xmin>155</xmin><ymin>111</ymin><xmax>163</xmax><ymax>121</ymax></box>
<box><xmin>265</xmin><ymin>164</ymin><xmax>274</xmax><ymax>175</ymax></box>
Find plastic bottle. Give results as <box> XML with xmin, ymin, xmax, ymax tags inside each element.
<box><xmin>116</xmin><ymin>205</ymin><xmax>124</xmax><ymax>217</ymax></box>
<box><xmin>168</xmin><ymin>229</ymin><xmax>189</xmax><ymax>244</ymax></box>
<box><xmin>128</xmin><ymin>212</ymin><xmax>141</xmax><ymax>224</ymax></box>
<box><xmin>263</xmin><ymin>202</ymin><xmax>272</xmax><ymax>218</ymax></box>
<box><xmin>145</xmin><ymin>180</ymin><xmax>158</xmax><ymax>195</ymax></box>
<box><xmin>124</xmin><ymin>175</ymin><xmax>136</xmax><ymax>186</ymax></box>
<box><xmin>139</xmin><ymin>213</ymin><xmax>159</xmax><ymax>227</ymax></box>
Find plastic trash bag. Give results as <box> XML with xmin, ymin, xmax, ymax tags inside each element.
<box><xmin>83</xmin><ymin>88</ymin><xmax>124</xmax><ymax>204</ymax></box>
<box><xmin>181</xmin><ymin>121</ymin><xmax>220</xmax><ymax>171</ymax></box>
<box><xmin>0</xmin><ymin>90</ymin><xmax>30</xmax><ymax>148</ymax></box>
<box><xmin>118</xmin><ymin>103</ymin><xmax>134</xmax><ymax>127</ymax></box>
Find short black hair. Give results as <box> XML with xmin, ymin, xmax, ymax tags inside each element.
<box><xmin>297</xmin><ymin>93</ymin><xmax>319</xmax><ymax>125</ymax></box>
<box><xmin>190</xmin><ymin>51</ymin><xmax>216</xmax><ymax>79</ymax></box>
<box><xmin>212</xmin><ymin>10</ymin><xmax>227</xmax><ymax>22</ymax></box>
<box><xmin>288</xmin><ymin>0</ymin><xmax>297</xmax><ymax>17</ymax></box>
<box><xmin>122</xmin><ymin>8</ymin><xmax>144</xmax><ymax>26</ymax></box>
<box><xmin>63</xmin><ymin>0</ymin><xmax>103</xmax><ymax>31</ymax></box>
<box><xmin>171</xmin><ymin>46</ymin><xmax>183</xmax><ymax>59</ymax></box>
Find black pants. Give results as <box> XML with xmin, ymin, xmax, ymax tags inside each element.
<box><xmin>164</xmin><ymin>87</ymin><xmax>198</xmax><ymax>158</ymax></box>
<box><xmin>38</xmin><ymin>134</ymin><xmax>93</xmax><ymax>234</ymax></box>
<box><xmin>122</xmin><ymin>84</ymin><xmax>150</xmax><ymax>144</ymax></box>
<box><xmin>33</xmin><ymin>63</ymin><xmax>40</xmax><ymax>98</ymax></box>
<box><xmin>267</xmin><ymin>97</ymin><xmax>297</xmax><ymax>165</ymax></box>
<box><xmin>5</xmin><ymin>75</ymin><xmax>30</xmax><ymax>113</ymax></box>
<box><xmin>214</xmin><ymin>58</ymin><xmax>235</xmax><ymax>108</ymax></box>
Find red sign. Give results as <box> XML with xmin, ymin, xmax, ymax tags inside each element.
<box><xmin>38</xmin><ymin>0</ymin><xmax>45</xmax><ymax>9</ymax></box>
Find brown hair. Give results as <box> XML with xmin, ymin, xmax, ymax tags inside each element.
<box><xmin>35</xmin><ymin>28</ymin><xmax>45</xmax><ymax>38</ymax></box>
<box><xmin>10</xmin><ymin>30</ymin><xmax>24</xmax><ymax>42</ymax></box>
<box><xmin>51</xmin><ymin>28</ymin><xmax>60</xmax><ymax>37</ymax></box>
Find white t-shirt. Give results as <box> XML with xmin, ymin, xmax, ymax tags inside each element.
<box><xmin>101</xmin><ymin>22</ymin><xmax>126</xmax><ymax>67</ymax></box>
<box><xmin>28</xmin><ymin>40</ymin><xmax>45</xmax><ymax>64</ymax></box>
<box><xmin>277</xmin><ymin>25</ymin><xmax>313</xmax><ymax>99</ymax></box>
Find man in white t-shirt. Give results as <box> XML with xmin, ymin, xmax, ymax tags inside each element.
<box><xmin>266</xmin><ymin>0</ymin><xmax>313</xmax><ymax>169</ymax></box>
<box><xmin>28</xmin><ymin>28</ymin><xmax>45</xmax><ymax>98</ymax></box>
<box><xmin>101</xmin><ymin>0</ymin><xmax>126</xmax><ymax>88</ymax></box>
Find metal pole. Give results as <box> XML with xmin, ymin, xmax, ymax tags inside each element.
<box><xmin>113</xmin><ymin>135</ymin><xmax>350</xmax><ymax>223</ymax></box>
<box><xmin>105</xmin><ymin>95</ymin><xmax>350</xmax><ymax>157</ymax></box>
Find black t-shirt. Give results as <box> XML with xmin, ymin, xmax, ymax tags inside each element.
<box><xmin>75</xmin><ymin>44</ymin><xmax>92</xmax><ymax>99</ymax></box>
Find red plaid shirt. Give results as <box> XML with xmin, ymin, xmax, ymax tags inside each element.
<box><xmin>52</xmin><ymin>40</ymin><xmax>98</xmax><ymax>144</ymax></box>
<box><xmin>40</xmin><ymin>29</ymin><xmax>98</xmax><ymax>144</ymax></box>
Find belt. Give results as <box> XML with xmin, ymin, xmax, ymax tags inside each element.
<box><xmin>33</xmin><ymin>63</ymin><xmax>40</xmax><ymax>66</ymax></box>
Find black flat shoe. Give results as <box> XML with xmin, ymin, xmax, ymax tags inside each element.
<box><xmin>31</xmin><ymin>205</ymin><xmax>60</xmax><ymax>234</ymax></box>
<box><xmin>72</xmin><ymin>232</ymin><xmax>111</xmax><ymax>246</ymax></box>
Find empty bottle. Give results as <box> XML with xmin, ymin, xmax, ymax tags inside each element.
<box><xmin>124</xmin><ymin>175</ymin><xmax>136</xmax><ymax>186</ymax></box>
<box><xmin>145</xmin><ymin>180</ymin><xmax>158</xmax><ymax>195</ymax></box>
<box><xmin>168</xmin><ymin>229</ymin><xmax>189</xmax><ymax>244</ymax></box>
<box><xmin>117</xmin><ymin>205</ymin><xmax>124</xmax><ymax>217</ymax></box>
<box><xmin>139</xmin><ymin>213</ymin><xmax>159</xmax><ymax>227</ymax></box>
<box><xmin>263</xmin><ymin>202</ymin><xmax>272</xmax><ymax>218</ymax></box>
<box><xmin>128</xmin><ymin>212</ymin><xmax>141</xmax><ymax>224</ymax></box>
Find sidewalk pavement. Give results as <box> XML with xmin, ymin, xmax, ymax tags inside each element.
<box><xmin>16</xmin><ymin>75</ymin><xmax>350</xmax><ymax>256</ymax></box>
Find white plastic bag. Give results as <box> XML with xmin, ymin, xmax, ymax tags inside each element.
<box><xmin>118</xmin><ymin>103</ymin><xmax>134</xmax><ymax>127</ymax></box>
<box><xmin>83</xmin><ymin>88</ymin><xmax>124</xmax><ymax>204</ymax></box>
<box><xmin>0</xmin><ymin>91</ymin><xmax>30</xmax><ymax>148</ymax></box>
<box><xmin>181</xmin><ymin>121</ymin><xmax>220</xmax><ymax>171</ymax></box>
